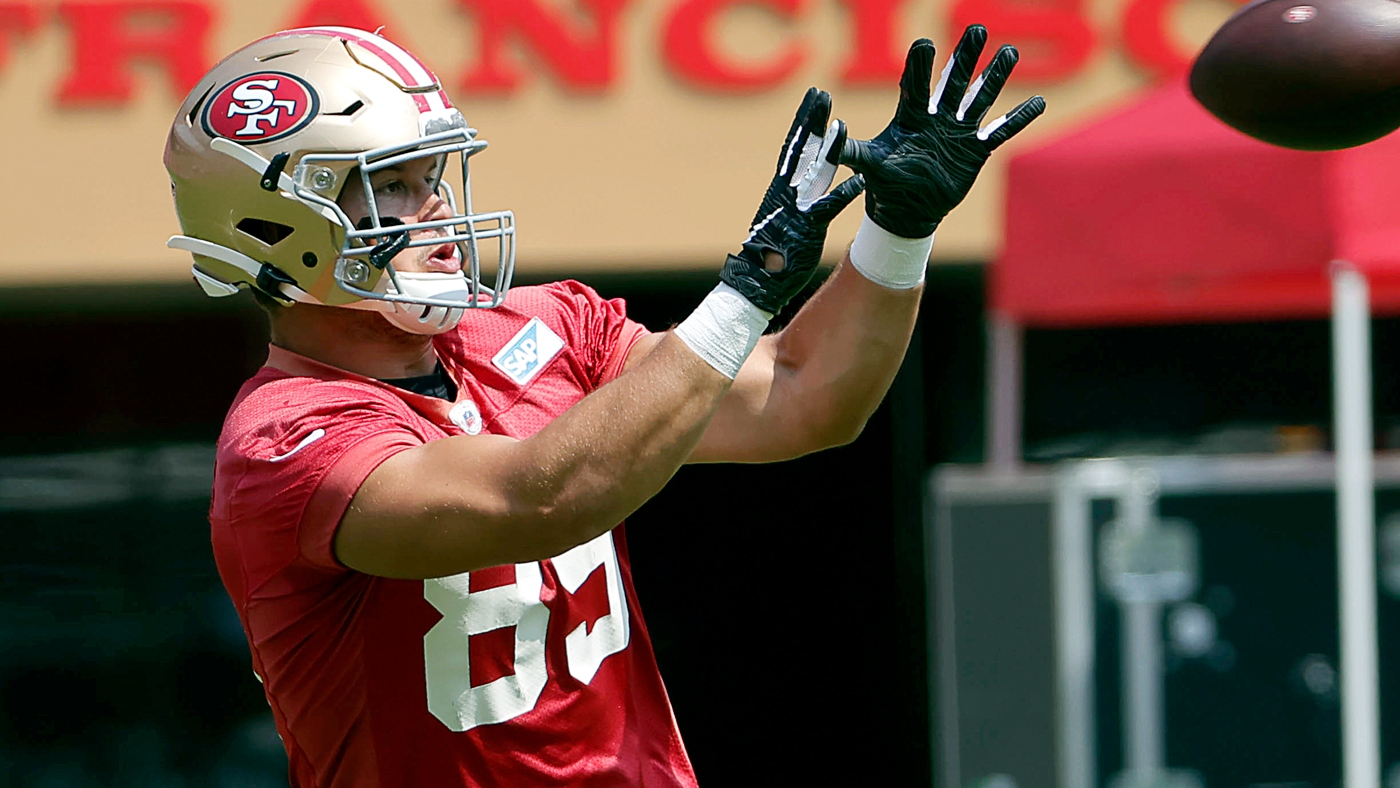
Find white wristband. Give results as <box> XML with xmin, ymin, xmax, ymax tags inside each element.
<box><xmin>673</xmin><ymin>283</ymin><xmax>771</xmax><ymax>380</ymax></box>
<box><xmin>848</xmin><ymin>215</ymin><xmax>934</xmax><ymax>290</ymax></box>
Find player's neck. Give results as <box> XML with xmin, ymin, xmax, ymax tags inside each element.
<box><xmin>269</xmin><ymin>302</ymin><xmax>439</xmax><ymax>379</ymax></box>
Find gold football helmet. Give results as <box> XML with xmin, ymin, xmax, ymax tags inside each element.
<box><xmin>164</xmin><ymin>27</ymin><xmax>515</xmax><ymax>334</ymax></box>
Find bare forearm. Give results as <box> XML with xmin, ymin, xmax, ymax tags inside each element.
<box><xmin>773</xmin><ymin>255</ymin><xmax>921</xmax><ymax>442</ymax></box>
<box><xmin>684</xmin><ymin>256</ymin><xmax>921</xmax><ymax>463</ymax></box>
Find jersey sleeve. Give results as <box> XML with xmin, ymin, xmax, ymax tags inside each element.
<box><xmin>543</xmin><ymin>280</ymin><xmax>649</xmax><ymax>387</ymax></box>
<box><xmin>217</xmin><ymin>382</ymin><xmax>426</xmax><ymax>573</ymax></box>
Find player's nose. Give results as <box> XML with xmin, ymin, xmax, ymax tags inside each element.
<box><xmin>418</xmin><ymin>189</ymin><xmax>451</xmax><ymax>225</ymax></box>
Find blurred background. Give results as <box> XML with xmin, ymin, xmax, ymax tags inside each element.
<box><xmin>8</xmin><ymin>0</ymin><xmax>1400</xmax><ymax>786</ymax></box>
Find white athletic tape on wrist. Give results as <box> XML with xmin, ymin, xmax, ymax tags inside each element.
<box><xmin>848</xmin><ymin>215</ymin><xmax>934</xmax><ymax>290</ymax></box>
<box><xmin>673</xmin><ymin>283</ymin><xmax>772</xmax><ymax>380</ymax></box>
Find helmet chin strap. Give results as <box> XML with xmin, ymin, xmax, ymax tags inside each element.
<box><xmin>377</xmin><ymin>270</ymin><xmax>469</xmax><ymax>335</ymax></box>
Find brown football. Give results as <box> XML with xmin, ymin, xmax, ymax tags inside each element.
<box><xmin>1190</xmin><ymin>0</ymin><xmax>1400</xmax><ymax>150</ymax></box>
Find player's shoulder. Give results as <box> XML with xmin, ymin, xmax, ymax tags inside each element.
<box><xmin>227</xmin><ymin>365</ymin><xmax>407</xmax><ymax>423</ymax></box>
<box><xmin>218</xmin><ymin>366</ymin><xmax>411</xmax><ymax>462</ymax></box>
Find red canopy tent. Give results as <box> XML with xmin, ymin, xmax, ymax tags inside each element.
<box><xmin>986</xmin><ymin>79</ymin><xmax>1400</xmax><ymax>788</ymax></box>
<box><xmin>993</xmin><ymin>79</ymin><xmax>1400</xmax><ymax>327</ymax></box>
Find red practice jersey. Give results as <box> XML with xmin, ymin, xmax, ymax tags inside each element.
<box><xmin>209</xmin><ymin>281</ymin><xmax>697</xmax><ymax>788</ymax></box>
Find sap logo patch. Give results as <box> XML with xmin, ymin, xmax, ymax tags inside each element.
<box><xmin>492</xmin><ymin>318</ymin><xmax>564</xmax><ymax>386</ymax></box>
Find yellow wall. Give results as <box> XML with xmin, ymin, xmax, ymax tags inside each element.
<box><xmin>0</xmin><ymin>0</ymin><xmax>1238</xmax><ymax>286</ymax></box>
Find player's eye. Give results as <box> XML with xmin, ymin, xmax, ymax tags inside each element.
<box><xmin>373</xmin><ymin>179</ymin><xmax>405</xmax><ymax>196</ymax></box>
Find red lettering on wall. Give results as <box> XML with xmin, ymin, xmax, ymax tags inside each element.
<box><xmin>1122</xmin><ymin>0</ymin><xmax>1241</xmax><ymax>79</ymax></box>
<box><xmin>56</xmin><ymin>1</ymin><xmax>213</xmax><ymax>105</ymax></box>
<box><xmin>287</xmin><ymin>0</ymin><xmax>391</xmax><ymax>33</ymax></box>
<box><xmin>950</xmin><ymin>0</ymin><xmax>1095</xmax><ymax>81</ymax></box>
<box><xmin>22</xmin><ymin>0</ymin><xmax>1227</xmax><ymax>105</ymax></box>
<box><xmin>837</xmin><ymin>0</ymin><xmax>905</xmax><ymax>85</ymax></box>
<box><xmin>663</xmin><ymin>0</ymin><xmax>806</xmax><ymax>91</ymax></box>
<box><xmin>1122</xmin><ymin>0</ymin><xmax>1181</xmax><ymax>78</ymax></box>
<box><xmin>0</xmin><ymin>3</ymin><xmax>42</xmax><ymax>73</ymax></box>
<box><xmin>455</xmin><ymin>0</ymin><xmax>629</xmax><ymax>93</ymax></box>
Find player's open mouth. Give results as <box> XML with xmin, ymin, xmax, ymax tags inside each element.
<box><xmin>425</xmin><ymin>242</ymin><xmax>462</xmax><ymax>273</ymax></box>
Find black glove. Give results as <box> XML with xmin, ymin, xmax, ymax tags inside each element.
<box><xmin>720</xmin><ymin>87</ymin><xmax>865</xmax><ymax>315</ymax></box>
<box><xmin>840</xmin><ymin>26</ymin><xmax>1046</xmax><ymax>239</ymax></box>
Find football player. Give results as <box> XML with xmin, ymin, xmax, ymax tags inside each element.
<box><xmin>164</xmin><ymin>24</ymin><xmax>1042</xmax><ymax>788</ymax></box>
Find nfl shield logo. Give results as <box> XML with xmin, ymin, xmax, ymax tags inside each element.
<box><xmin>448</xmin><ymin>400</ymin><xmax>483</xmax><ymax>435</ymax></box>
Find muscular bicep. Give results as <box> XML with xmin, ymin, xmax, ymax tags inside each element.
<box><xmin>335</xmin><ymin>433</ymin><xmax>564</xmax><ymax>579</ymax></box>
<box><xmin>342</xmin><ymin>333</ymin><xmax>733</xmax><ymax>580</ymax></box>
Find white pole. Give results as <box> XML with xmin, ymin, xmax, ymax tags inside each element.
<box><xmin>1122</xmin><ymin>600</ymin><xmax>1164</xmax><ymax>774</ymax></box>
<box><xmin>1054</xmin><ymin>468</ymin><xmax>1097</xmax><ymax>788</ymax></box>
<box><xmin>987</xmin><ymin>311</ymin><xmax>1023</xmax><ymax>471</ymax></box>
<box><xmin>1120</xmin><ymin>471</ymin><xmax>1164</xmax><ymax>779</ymax></box>
<box><xmin>1331</xmin><ymin>261</ymin><xmax>1381</xmax><ymax>788</ymax></box>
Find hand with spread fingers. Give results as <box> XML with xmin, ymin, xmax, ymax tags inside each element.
<box><xmin>842</xmin><ymin>26</ymin><xmax>1046</xmax><ymax>241</ymax></box>
<box><xmin>719</xmin><ymin>87</ymin><xmax>866</xmax><ymax>316</ymax></box>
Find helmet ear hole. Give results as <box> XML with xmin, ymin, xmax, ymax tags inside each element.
<box><xmin>326</xmin><ymin>100</ymin><xmax>365</xmax><ymax>117</ymax></box>
<box><xmin>236</xmin><ymin>218</ymin><xmax>295</xmax><ymax>246</ymax></box>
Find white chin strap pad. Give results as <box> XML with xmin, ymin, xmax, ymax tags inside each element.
<box><xmin>378</xmin><ymin>271</ymin><xmax>470</xmax><ymax>335</ymax></box>
<box><xmin>380</xmin><ymin>303</ymin><xmax>465</xmax><ymax>335</ymax></box>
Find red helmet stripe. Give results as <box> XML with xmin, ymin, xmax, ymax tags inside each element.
<box><xmin>292</xmin><ymin>27</ymin><xmax>451</xmax><ymax>113</ymax></box>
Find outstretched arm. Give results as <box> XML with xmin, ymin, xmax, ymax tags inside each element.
<box><xmin>638</xmin><ymin>26</ymin><xmax>1046</xmax><ymax>463</ymax></box>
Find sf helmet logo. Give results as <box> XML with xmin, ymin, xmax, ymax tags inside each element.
<box><xmin>203</xmin><ymin>72</ymin><xmax>319</xmax><ymax>144</ymax></box>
